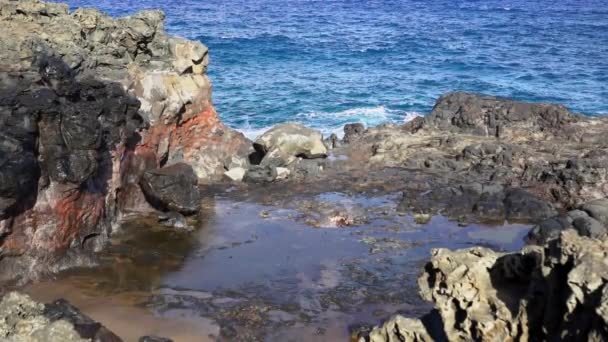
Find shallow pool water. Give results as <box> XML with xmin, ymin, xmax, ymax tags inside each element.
<box><xmin>26</xmin><ymin>192</ymin><xmax>530</xmax><ymax>341</ymax></box>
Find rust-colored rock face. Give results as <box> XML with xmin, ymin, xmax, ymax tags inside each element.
<box><xmin>135</xmin><ymin>106</ymin><xmax>252</xmax><ymax>181</ymax></box>
<box><xmin>0</xmin><ymin>0</ymin><xmax>251</xmax><ymax>281</ymax></box>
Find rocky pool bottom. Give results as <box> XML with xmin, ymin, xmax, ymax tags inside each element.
<box><xmin>17</xmin><ymin>188</ymin><xmax>529</xmax><ymax>341</ymax></box>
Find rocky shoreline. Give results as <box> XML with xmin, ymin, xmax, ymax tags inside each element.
<box><xmin>2</xmin><ymin>0</ymin><xmax>608</xmax><ymax>341</ymax></box>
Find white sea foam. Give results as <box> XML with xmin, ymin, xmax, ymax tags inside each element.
<box><xmin>300</xmin><ymin>105</ymin><xmax>396</xmax><ymax>121</ymax></box>
<box><xmin>403</xmin><ymin>111</ymin><xmax>423</xmax><ymax>123</ymax></box>
<box><xmin>236</xmin><ymin>107</ymin><xmax>423</xmax><ymax>140</ymax></box>
<box><xmin>236</xmin><ymin>124</ymin><xmax>274</xmax><ymax>140</ymax></box>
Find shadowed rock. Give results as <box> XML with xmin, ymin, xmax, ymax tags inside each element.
<box><xmin>44</xmin><ymin>299</ymin><xmax>123</xmax><ymax>342</ymax></box>
<box><xmin>140</xmin><ymin>163</ymin><xmax>200</xmax><ymax>215</ymax></box>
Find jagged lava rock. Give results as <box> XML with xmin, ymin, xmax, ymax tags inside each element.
<box><xmin>424</xmin><ymin>91</ymin><xmax>580</xmax><ymax>139</ymax></box>
<box><xmin>361</xmin><ymin>230</ymin><xmax>608</xmax><ymax>341</ymax></box>
<box><xmin>341</xmin><ymin>92</ymin><xmax>608</xmax><ymax>213</ymax></box>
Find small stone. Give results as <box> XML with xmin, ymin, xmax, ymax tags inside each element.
<box><xmin>413</xmin><ymin>213</ymin><xmax>431</xmax><ymax>225</ymax></box>
<box><xmin>275</xmin><ymin>167</ymin><xmax>290</xmax><ymax>180</ymax></box>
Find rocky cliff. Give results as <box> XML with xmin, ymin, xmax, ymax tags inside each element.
<box><xmin>0</xmin><ymin>0</ymin><xmax>250</xmax><ymax>282</ymax></box>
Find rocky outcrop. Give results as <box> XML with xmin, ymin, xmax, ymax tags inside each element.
<box><xmin>0</xmin><ymin>0</ymin><xmax>250</xmax><ymax>282</ymax></box>
<box><xmin>361</xmin><ymin>230</ymin><xmax>608</xmax><ymax>342</ymax></box>
<box><xmin>335</xmin><ymin>92</ymin><xmax>608</xmax><ymax>218</ymax></box>
<box><xmin>0</xmin><ymin>292</ymin><xmax>119</xmax><ymax>341</ymax></box>
<box><xmin>0</xmin><ymin>55</ymin><xmax>142</xmax><ymax>278</ymax></box>
<box><xmin>424</xmin><ymin>92</ymin><xmax>581</xmax><ymax>139</ymax></box>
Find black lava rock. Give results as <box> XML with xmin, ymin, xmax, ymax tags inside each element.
<box><xmin>139</xmin><ymin>163</ymin><xmax>200</xmax><ymax>214</ymax></box>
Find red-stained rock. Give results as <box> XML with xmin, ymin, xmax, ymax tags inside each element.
<box><xmin>0</xmin><ymin>0</ymin><xmax>252</xmax><ymax>282</ymax></box>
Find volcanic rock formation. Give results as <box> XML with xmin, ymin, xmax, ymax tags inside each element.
<box><xmin>0</xmin><ymin>0</ymin><xmax>250</xmax><ymax>282</ymax></box>
<box><xmin>361</xmin><ymin>228</ymin><xmax>608</xmax><ymax>341</ymax></box>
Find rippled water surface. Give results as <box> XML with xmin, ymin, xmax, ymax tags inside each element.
<box><xmin>58</xmin><ymin>0</ymin><xmax>608</xmax><ymax>136</ymax></box>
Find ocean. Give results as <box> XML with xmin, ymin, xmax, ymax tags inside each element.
<box><xmin>58</xmin><ymin>0</ymin><xmax>608</xmax><ymax>138</ymax></box>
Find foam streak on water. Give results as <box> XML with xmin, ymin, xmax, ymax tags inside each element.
<box><xmin>58</xmin><ymin>0</ymin><xmax>608</xmax><ymax>133</ymax></box>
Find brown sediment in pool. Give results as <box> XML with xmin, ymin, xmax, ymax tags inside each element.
<box><xmin>25</xmin><ymin>281</ymin><xmax>219</xmax><ymax>341</ymax></box>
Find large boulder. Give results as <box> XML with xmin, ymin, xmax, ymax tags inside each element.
<box><xmin>503</xmin><ymin>188</ymin><xmax>557</xmax><ymax>222</ymax></box>
<box><xmin>139</xmin><ymin>163</ymin><xmax>200</xmax><ymax>215</ymax></box>
<box><xmin>253</xmin><ymin>123</ymin><xmax>327</xmax><ymax>166</ymax></box>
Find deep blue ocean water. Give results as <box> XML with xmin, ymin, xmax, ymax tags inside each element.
<box><xmin>59</xmin><ymin>0</ymin><xmax>608</xmax><ymax>137</ymax></box>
